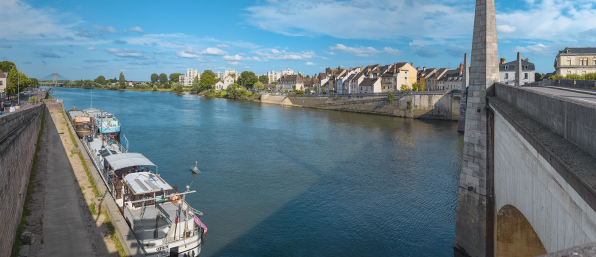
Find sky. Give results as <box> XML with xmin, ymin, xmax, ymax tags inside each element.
<box><xmin>1</xmin><ymin>0</ymin><xmax>595</xmax><ymax>81</ymax></box>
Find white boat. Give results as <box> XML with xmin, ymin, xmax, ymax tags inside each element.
<box><xmin>74</xmin><ymin>114</ymin><xmax>205</xmax><ymax>257</ymax></box>
<box><xmin>191</xmin><ymin>161</ymin><xmax>200</xmax><ymax>174</ymax></box>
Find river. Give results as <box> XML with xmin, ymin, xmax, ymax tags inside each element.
<box><xmin>53</xmin><ymin>88</ymin><xmax>463</xmax><ymax>256</ymax></box>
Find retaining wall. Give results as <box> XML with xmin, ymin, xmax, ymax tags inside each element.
<box><xmin>0</xmin><ymin>105</ymin><xmax>45</xmax><ymax>257</ymax></box>
<box><xmin>286</xmin><ymin>92</ymin><xmax>460</xmax><ymax>120</ymax></box>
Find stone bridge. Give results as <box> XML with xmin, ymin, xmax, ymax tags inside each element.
<box><xmin>454</xmin><ymin>0</ymin><xmax>596</xmax><ymax>256</ymax></box>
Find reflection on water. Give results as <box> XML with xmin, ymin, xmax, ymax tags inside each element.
<box><xmin>54</xmin><ymin>88</ymin><xmax>463</xmax><ymax>257</ymax></box>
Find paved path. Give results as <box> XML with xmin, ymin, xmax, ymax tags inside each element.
<box><xmin>525</xmin><ymin>86</ymin><xmax>596</xmax><ymax>105</ymax></box>
<box><xmin>41</xmin><ymin>103</ymin><xmax>94</xmax><ymax>256</ymax></box>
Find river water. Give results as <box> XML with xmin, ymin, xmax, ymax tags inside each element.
<box><xmin>53</xmin><ymin>88</ymin><xmax>463</xmax><ymax>256</ymax></box>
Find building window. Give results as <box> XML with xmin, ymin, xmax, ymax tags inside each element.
<box><xmin>524</xmin><ymin>73</ymin><xmax>528</xmax><ymax>79</ymax></box>
<box><xmin>505</xmin><ymin>73</ymin><xmax>509</xmax><ymax>79</ymax></box>
<box><xmin>505</xmin><ymin>66</ymin><xmax>509</xmax><ymax>70</ymax></box>
<box><xmin>567</xmin><ymin>58</ymin><xmax>572</xmax><ymax>66</ymax></box>
<box><xmin>580</xmin><ymin>58</ymin><xmax>588</xmax><ymax>66</ymax></box>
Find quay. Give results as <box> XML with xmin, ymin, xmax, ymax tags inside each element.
<box><xmin>0</xmin><ymin>95</ymin><xmax>144</xmax><ymax>257</ymax></box>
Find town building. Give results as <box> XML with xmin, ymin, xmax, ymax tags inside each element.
<box><xmin>437</xmin><ymin>65</ymin><xmax>464</xmax><ymax>90</ymax></box>
<box><xmin>214</xmin><ymin>81</ymin><xmax>225</xmax><ymax>91</ymax></box>
<box><xmin>426</xmin><ymin>68</ymin><xmax>449</xmax><ymax>91</ymax></box>
<box><xmin>224</xmin><ymin>69</ymin><xmax>240</xmax><ymax>80</ymax></box>
<box><xmin>278</xmin><ymin>75</ymin><xmax>304</xmax><ymax>92</ymax></box>
<box><xmin>179</xmin><ymin>75</ymin><xmax>186</xmax><ymax>86</ymax></box>
<box><xmin>499</xmin><ymin>58</ymin><xmax>535</xmax><ymax>85</ymax></box>
<box><xmin>223</xmin><ymin>76</ymin><xmax>235</xmax><ymax>89</ymax></box>
<box><xmin>0</xmin><ymin>69</ymin><xmax>6</xmax><ymax>94</ymax></box>
<box><xmin>417</xmin><ymin>67</ymin><xmax>437</xmax><ymax>85</ymax></box>
<box><xmin>359</xmin><ymin>78</ymin><xmax>381</xmax><ymax>93</ymax></box>
<box><xmin>281</xmin><ymin>68</ymin><xmax>294</xmax><ymax>76</ymax></box>
<box><xmin>185</xmin><ymin>69</ymin><xmax>199</xmax><ymax>87</ymax></box>
<box><xmin>554</xmin><ymin>47</ymin><xmax>596</xmax><ymax>76</ymax></box>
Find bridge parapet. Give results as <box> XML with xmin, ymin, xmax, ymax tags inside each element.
<box><xmin>492</xmin><ymin>82</ymin><xmax>596</xmax><ymax>160</ymax></box>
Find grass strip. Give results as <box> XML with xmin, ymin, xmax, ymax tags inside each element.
<box><xmin>11</xmin><ymin>106</ymin><xmax>46</xmax><ymax>257</ymax></box>
<box><xmin>75</xmin><ymin>151</ymin><xmax>101</xmax><ymax>197</ymax></box>
<box><xmin>103</xmin><ymin>210</ymin><xmax>127</xmax><ymax>257</ymax></box>
<box><xmin>61</xmin><ymin>107</ymin><xmax>78</xmax><ymax>148</ymax></box>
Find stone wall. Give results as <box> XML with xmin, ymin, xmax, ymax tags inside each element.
<box><xmin>526</xmin><ymin>79</ymin><xmax>596</xmax><ymax>90</ymax></box>
<box><xmin>497</xmin><ymin>205</ymin><xmax>547</xmax><ymax>256</ymax></box>
<box><xmin>0</xmin><ymin>105</ymin><xmax>45</xmax><ymax>257</ymax></box>
<box><xmin>283</xmin><ymin>92</ymin><xmax>460</xmax><ymax>121</ymax></box>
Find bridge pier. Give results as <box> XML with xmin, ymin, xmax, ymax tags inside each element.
<box><xmin>454</xmin><ymin>0</ymin><xmax>500</xmax><ymax>256</ymax></box>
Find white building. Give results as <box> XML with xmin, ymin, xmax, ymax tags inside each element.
<box><xmin>499</xmin><ymin>59</ymin><xmax>535</xmax><ymax>85</ymax></box>
<box><xmin>223</xmin><ymin>76</ymin><xmax>235</xmax><ymax>88</ymax></box>
<box><xmin>185</xmin><ymin>69</ymin><xmax>200</xmax><ymax>87</ymax></box>
<box><xmin>0</xmin><ymin>69</ymin><xmax>6</xmax><ymax>94</ymax></box>
<box><xmin>281</xmin><ymin>68</ymin><xmax>294</xmax><ymax>76</ymax></box>
<box><xmin>225</xmin><ymin>69</ymin><xmax>240</xmax><ymax>80</ymax></box>
<box><xmin>214</xmin><ymin>81</ymin><xmax>225</xmax><ymax>91</ymax></box>
<box><xmin>267</xmin><ymin>70</ymin><xmax>282</xmax><ymax>84</ymax></box>
<box><xmin>179</xmin><ymin>75</ymin><xmax>186</xmax><ymax>86</ymax></box>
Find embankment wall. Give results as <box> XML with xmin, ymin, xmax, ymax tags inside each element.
<box><xmin>0</xmin><ymin>105</ymin><xmax>45</xmax><ymax>257</ymax></box>
<box><xmin>282</xmin><ymin>92</ymin><xmax>460</xmax><ymax>120</ymax></box>
<box><xmin>527</xmin><ymin>79</ymin><xmax>596</xmax><ymax>90</ymax></box>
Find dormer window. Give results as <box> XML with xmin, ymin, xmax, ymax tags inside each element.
<box><xmin>524</xmin><ymin>65</ymin><xmax>528</xmax><ymax>70</ymax></box>
<box><xmin>505</xmin><ymin>66</ymin><xmax>509</xmax><ymax>70</ymax></box>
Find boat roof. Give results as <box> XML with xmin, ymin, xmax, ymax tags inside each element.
<box><xmin>104</xmin><ymin>153</ymin><xmax>156</xmax><ymax>170</ymax></box>
<box><xmin>124</xmin><ymin>172</ymin><xmax>172</xmax><ymax>195</ymax></box>
<box><xmin>68</xmin><ymin>111</ymin><xmax>87</xmax><ymax>120</ymax></box>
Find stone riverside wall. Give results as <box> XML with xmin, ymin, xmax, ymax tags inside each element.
<box><xmin>267</xmin><ymin>92</ymin><xmax>460</xmax><ymax>121</ymax></box>
<box><xmin>0</xmin><ymin>105</ymin><xmax>45</xmax><ymax>257</ymax></box>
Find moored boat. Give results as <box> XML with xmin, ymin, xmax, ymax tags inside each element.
<box><xmin>67</xmin><ymin>107</ymin><xmax>93</xmax><ymax>137</ymax></box>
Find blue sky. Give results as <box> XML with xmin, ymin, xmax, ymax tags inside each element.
<box><xmin>1</xmin><ymin>0</ymin><xmax>595</xmax><ymax>81</ymax></box>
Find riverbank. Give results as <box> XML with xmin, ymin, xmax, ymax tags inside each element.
<box><xmin>17</xmin><ymin>101</ymin><xmax>123</xmax><ymax>256</ymax></box>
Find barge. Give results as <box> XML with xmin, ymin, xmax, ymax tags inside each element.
<box><xmin>66</xmin><ymin>105</ymin><xmax>206</xmax><ymax>257</ymax></box>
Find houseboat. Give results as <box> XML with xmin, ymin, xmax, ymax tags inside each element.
<box><xmin>66</xmin><ymin>107</ymin><xmax>93</xmax><ymax>137</ymax></box>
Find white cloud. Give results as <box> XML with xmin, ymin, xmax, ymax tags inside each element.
<box><xmin>202</xmin><ymin>47</ymin><xmax>227</xmax><ymax>55</ymax></box>
<box><xmin>129</xmin><ymin>26</ymin><xmax>144</xmax><ymax>33</ymax></box>
<box><xmin>227</xmin><ymin>61</ymin><xmax>241</xmax><ymax>66</ymax></box>
<box><xmin>329</xmin><ymin>44</ymin><xmax>401</xmax><ymax>57</ymax></box>
<box><xmin>258</xmin><ymin>22</ymin><xmax>268</xmax><ymax>31</ymax></box>
<box><xmin>515</xmin><ymin>43</ymin><xmax>557</xmax><ymax>57</ymax></box>
<box><xmin>223</xmin><ymin>54</ymin><xmax>265</xmax><ymax>61</ymax></box>
<box><xmin>497</xmin><ymin>25</ymin><xmax>517</xmax><ymax>33</ymax></box>
<box><xmin>87</xmin><ymin>47</ymin><xmax>97</xmax><ymax>50</ymax></box>
<box><xmin>255</xmin><ymin>49</ymin><xmax>314</xmax><ymax>60</ymax></box>
<box><xmin>305</xmin><ymin>61</ymin><xmax>317</xmax><ymax>66</ymax></box>
<box><xmin>217</xmin><ymin>44</ymin><xmax>230</xmax><ymax>48</ymax></box>
<box><xmin>92</xmin><ymin>24</ymin><xmax>119</xmax><ymax>36</ymax></box>
<box><xmin>0</xmin><ymin>0</ymin><xmax>80</xmax><ymax>39</ymax></box>
<box><xmin>106</xmin><ymin>48</ymin><xmax>153</xmax><ymax>59</ymax></box>
<box><xmin>324</xmin><ymin>51</ymin><xmax>336</xmax><ymax>55</ymax></box>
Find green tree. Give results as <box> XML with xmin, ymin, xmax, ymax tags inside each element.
<box><xmin>119</xmin><ymin>72</ymin><xmax>126</xmax><ymax>89</ymax></box>
<box><xmin>153</xmin><ymin>85</ymin><xmax>158</xmax><ymax>91</ymax></box>
<box><xmin>237</xmin><ymin>71</ymin><xmax>258</xmax><ymax>88</ymax></box>
<box><xmin>0</xmin><ymin>61</ymin><xmax>16</xmax><ymax>73</ymax></box>
<box><xmin>191</xmin><ymin>76</ymin><xmax>200</xmax><ymax>93</ymax></box>
<box><xmin>535</xmin><ymin>73</ymin><xmax>544</xmax><ymax>82</ymax></box>
<box><xmin>258</xmin><ymin>75</ymin><xmax>269</xmax><ymax>84</ymax></box>
<box><xmin>6</xmin><ymin>67</ymin><xmax>28</xmax><ymax>97</ymax></box>
<box><xmin>83</xmin><ymin>80</ymin><xmax>93</xmax><ymax>89</ymax></box>
<box><xmin>150</xmin><ymin>73</ymin><xmax>159</xmax><ymax>84</ymax></box>
<box><xmin>200</xmin><ymin>70</ymin><xmax>217</xmax><ymax>91</ymax></box>
<box><xmin>28</xmin><ymin>96</ymin><xmax>38</xmax><ymax>104</ymax></box>
<box><xmin>566</xmin><ymin>74</ymin><xmax>582</xmax><ymax>80</ymax></box>
<box><xmin>254</xmin><ymin>81</ymin><xmax>265</xmax><ymax>91</ymax></box>
<box><xmin>387</xmin><ymin>93</ymin><xmax>394</xmax><ymax>103</ymax></box>
<box><xmin>400</xmin><ymin>84</ymin><xmax>407</xmax><ymax>91</ymax></box>
<box><xmin>171</xmin><ymin>82</ymin><xmax>184</xmax><ymax>94</ymax></box>
<box><xmin>159</xmin><ymin>73</ymin><xmax>168</xmax><ymax>84</ymax></box>
<box><xmin>95</xmin><ymin>75</ymin><xmax>106</xmax><ymax>85</ymax></box>
<box><xmin>169</xmin><ymin>73</ymin><xmax>183</xmax><ymax>83</ymax></box>
<box><xmin>29</xmin><ymin>78</ymin><xmax>39</xmax><ymax>88</ymax></box>
<box><xmin>419</xmin><ymin>80</ymin><xmax>425</xmax><ymax>91</ymax></box>
<box><xmin>225</xmin><ymin>83</ymin><xmax>239</xmax><ymax>99</ymax></box>
<box><xmin>292</xmin><ymin>85</ymin><xmax>296</xmax><ymax>92</ymax></box>
<box><xmin>548</xmin><ymin>74</ymin><xmax>564</xmax><ymax>80</ymax></box>
<box><xmin>412</xmin><ymin>83</ymin><xmax>419</xmax><ymax>91</ymax></box>
<box><xmin>305</xmin><ymin>75</ymin><xmax>310</xmax><ymax>78</ymax></box>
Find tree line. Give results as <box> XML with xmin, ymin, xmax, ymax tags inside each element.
<box><xmin>1</xmin><ymin>61</ymin><xmax>39</xmax><ymax>98</ymax></box>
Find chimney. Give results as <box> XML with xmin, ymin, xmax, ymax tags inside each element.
<box><xmin>500</xmin><ymin>58</ymin><xmax>507</xmax><ymax>64</ymax></box>
<box><xmin>524</xmin><ymin>58</ymin><xmax>529</xmax><ymax>62</ymax></box>
<box><xmin>423</xmin><ymin>66</ymin><xmax>426</xmax><ymax>72</ymax></box>
<box><xmin>459</xmin><ymin>63</ymin><xmax>464</xmax><ymax>71</ymax></box>
<box><xmin>411</xmin><ymin>62</ymin><xmax>414</xmax><ymax>66</ymax></box>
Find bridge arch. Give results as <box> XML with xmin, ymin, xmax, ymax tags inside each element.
<box><xmin>496</xmin><ymin>205</ymin><xmax>546</xmax><ymax>256</ymax></box>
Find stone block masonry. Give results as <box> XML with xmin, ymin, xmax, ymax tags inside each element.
<box><xmin>454</xmin><ymin>0</ymin><xmax>500</xmax><ymax>256</ymax></box>
<box><xmin>0</xmin><ymin>105</ymin><xmax>45</xmax><ymax>257</ymax></box>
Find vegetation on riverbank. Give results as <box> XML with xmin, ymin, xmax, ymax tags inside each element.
<box><xmin>548</xmin><ymin>72</ymin><xmax>596</xmax><ymax>80</ymax></box>
<box><xmin>203</xmin><ymin>83</ymin><xmax>261</xmax><ymax>101</ymax></box>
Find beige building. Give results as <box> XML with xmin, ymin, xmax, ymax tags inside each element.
<box><xmin>0</xmin><ymin>69</ymin><xmax>6</xmax><ymax>95</ymax></box>
<box><xmin>554</xmin><ymin>47</ymin><xmax>596</xmax><ymax>76</ymax></box>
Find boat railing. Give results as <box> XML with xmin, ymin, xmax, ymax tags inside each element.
<box><xmin>182</xmin><ymin>200</ymin><xmax>203</xmax><ymax>217</ymax></box>
<box><xmin>82</xmin><ymin>136</ymin><xmax>115</xmax><ymax>196</ymax></box>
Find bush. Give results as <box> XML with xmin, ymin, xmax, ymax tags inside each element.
<box><xmin>566</xmin><ymin>74</ymin><xmax>582</xmax><ymax>80</ymax></box>
<box><xmin>387</xmin><ymin>93</ymin><xmax>394</xmax><ymax>103</ymax></box>
<box><xmin>153</xmin><ymin>85</ymin><xmax>158</xmax><ymax>91</ymax></box>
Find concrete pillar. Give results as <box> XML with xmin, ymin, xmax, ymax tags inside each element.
<box><xmin>454</xmin><ymin>0</ymin><xmax>500</xmax><ymax>256</ymax></box>
<box><xmin>457</xmin><ymin>53</ymin><xmax>470</xmax><ymax>132</ymax></box>
<box><xmin>515</xmin><ymin>52</ymin><xmax>522</xmax><ymax>86</ymax></box>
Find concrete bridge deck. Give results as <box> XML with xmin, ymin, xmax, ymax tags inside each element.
<box><xmin>525</xmin><ymin>86</ymin><xmax>596</xmax><ymax>104</ymax></box>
